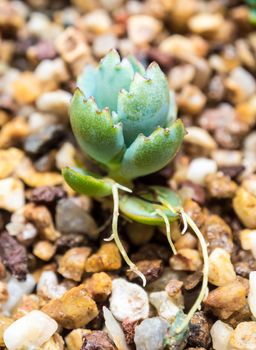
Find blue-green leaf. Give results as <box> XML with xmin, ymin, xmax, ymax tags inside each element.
<box><xmin>63</xmin><ymin>167</ymin><xmax>113</xmax><ymax>197</ymax></box>
<box><xmin>70</xmin><ymin>89</ymin><xmax>125</xmax><ymax>166</ymax></box>
<box><xmin>120</xmin><ymin>119</ymin><xmax>185</xmax><ymax>179</ymax></box>
<box><xmin>117</xmin><ymin>62</ymin><xmax>170</xmax><ymax>146</ymax></box>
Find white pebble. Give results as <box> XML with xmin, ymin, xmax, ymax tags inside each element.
<box><xmin>37</xmin><ymin>271</ymin><xmax>66</xmax><ymax>300</ymax></box>
<box><xmin>35</xmin><ymin>58</ymin><xmax>69</xmax><ymax>84</ymax></box>
<box><xmin>240</xmin><ymin>229</ymin><xmax>256</xmax><ymax>259</ymax></box>
<box><xmin>248</xmin><ymin>271</ymin><xmax>256</xmax><ymax>318</ymax></box>
<box><xmin>134</xmin><ymin>317</ymin><xmax>169</xmax><ymax>350</ymax></box>
<box><xmin>0</xmin><ymin>178</ymin><xmax>25</xmax><ymax>212</ymax></box>
<box><xmin>56</xmin><ymin>142</ymin><xmax>76</xmax><ymax>170</ymax></box>
<box><xmin>110</xmin><ymin>278</ymin><xmax>149</xmax><ymax>322</ymax></box>
<box><xmin>210</xmin><ymin>320</ymin><xmax>233</xmax><ymax>350</ymax></box>
<box><xmin>4</xmin><ymin>310</ymin><xmax>58</xmax><ymax>350</ymax></box>
<box><xmin>187</xmin><ymin>158</ymin><xmax>217</xmax><ymax>185</ymax></box>
<box><xmin>208</xmin><ymin>248</ymin><xmax>236</xmax><ymax>287</ymax></box>
<box><xmin>127</xmin><ymin>15</ymin><xmax>162</xmax><ymax>46</ymax></box>
<box><xmin>185</xmin><ymin>126</ymin><xmax>217</xmax><ymax>151</ymax></box>
<box><xmin>36</xmin><ymin>90</ymin><xmax>72</xmax><ymax>117</ymax></box>
<box><xmin>93</xmin><ymin>34</ymin><xmax>118</xmax><ymax>58</ymax></box>
<box><xmin>149</xmin><ymin>291</ymin><xmax>180</xmax><ymax>322</ymax></box>
<box><xmin>3</xmin><ymin>274</ymin><xmax>36</xmax><ymax>314</ymax></box>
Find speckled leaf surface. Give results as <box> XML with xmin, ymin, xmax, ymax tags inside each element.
<box><xmin>62</xmin><ymin>167</ymin><xmax>112</xmax><ymax>197</ymax></box>
<box><xmin>121</xmin><ymin>120</ymin><xmax>185</xmax><ymax>179</ymax></box>
<box><xmin>70</xmin><ymin>89</ymin><xmax>125</xmax><ymax>166</ymax></box>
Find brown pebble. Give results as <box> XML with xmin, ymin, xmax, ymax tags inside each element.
<box><xmin>83</xmin><ymin>272</ymin><xmax>112</xmax><ymax>302</ymax></box>
<box><xmin>169</xmin><ymin>249</ymin><xmax>202</xmax><ymax>271</ymax></box>
<box><xmin>42</xmin><ymin>284</ymin><xmax>98</xmax><ymax>329</ymax></box>
<box><xmin>165</xmin><ymin>279</ymin><xmax>183</xmax><ymax>297</ymax></box>
<box><xmin>204</xmin><ymin>280</ymin><xmax>247</xmax><ymax>319</ymax></box>
<box><xmin>33</xmin><ymin>241</ymin><xmax>56</xmax><ymax>261</ymax></box>
<box><xmin>122</xmin><ymin>319</ymin><xmax>139</xmax><ymax>346</ymax></box>
<box><xmin>28</xmin><ymin>186</ymin><xmax>66</xmax><ymax>204</ymax></box>
<box><xmin>85</xmin><ymin>243</ymin><xmax>121</xmax><ymax>273</ymax></box>
<box><xmin>205</xmin><ymin>172</ymin><xmax>238</xmax><ymax>199</ymax></box>
<box><xmin>188</xmin><ymin>312</ymin><xmax>211</xmax><ymax>348</ymax></box>
<box><xmin>0</xmin><ymin>231</ymin><xmax>28</xmax><ymax>280</ymax></box>
<box><xmin>126</xmin><ymin>259</ymin><xmax>163</xmax><ymax>284</ymax></box>
<box><xmin>81</xmin><ymin>331</ymin><xmax>117</xmax><ymax>350</ymax></box>
<box><xmin>184</xmin><ymin>271</ymin><xmax>203</xmax><ymax>290</ymax></box>
<box><xmin>58</xmin><ymin>247</ymin><xmax>91</xmax><ymax>282</ymax></box>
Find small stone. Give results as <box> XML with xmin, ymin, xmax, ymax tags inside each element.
<box><xmin>184</xmin><ymin>271</ymin><xmax>203</xmax><ymax>291</ymax></box>
<box><xmin>37</xmin><ymin>271</ymin><xmax>66</xmax><ymax>300</ymax></box>
<box><xmin>12</xmin><ymin>72</ymin><xmax>42</xmax><ymax>104</ymax></box>
<box><xmin>35</xmin><ymin>58</ymin><xmax>69</xmax><ymax>86</ymax></box>
<box><xmin>188</xmin><ymin>312</ymin><xmax>211</xmax><ymax>348</ymax></box>
<box><xmin>78</xmin><ymin>9</ymin><xmax>112</xmax><ymax>35</ymax></box>
<box><xmin>185</xmin><ymin>126</ymin><xmax>217</xmax><ymax>152</ymax></box>
<box><xmin>24</xmin><ymin>203</ymin><xmax>60</xmax><ymax>241</ymax></box>
<box><xmin>0</xmin><ymin>282</ymin><xmax>8</xmax><ymax>304</ymax></box>
<box><xmin>126</xmin><ymin>259</ymin><xmax>163</xmax><ymax>284</ymax></box>
<box><xmin>204</xmin><ymin>280</ymin><xmax>247</xmax><ymax>319</ymax></box>
<box><xmin>169</xmin><ymin>248</ymin><xmax>202</xmax><ymax>271</ymax></box>
<box><xmin>0</xmin><ymin>232</ymin><xmax>28</xmax><ymax>280</ymax></box>
<box><xmin>0</xmin><ymin>148</ymin><xmax>24</xmax><ymax>180</ymax></box>
<box><xmin>126</xmin><ymin>222</ymin><xmax>154</xmax><ymax>246</ymax></box>
<box><xmin>65</xmin><ymin>329</ymin><xmax>91</xmax><ymax>350</ymax></box>
<box><xmin>93</xmin><ymin>34</ymin><xmax>118</xmax><ymax>58</ymax></box>
<box><xmin>42</xmin><ymin>284</ymin><xmax>98</xmax><ymax>329</ymax></box>
<box><xmin>121</xmin><ymin>319</ymin><xmax>138</xmax><ymax>346</ymax></box>
<box><xmin>56</xmin><ymin>198</ymin><xmax>97</xmax><ymax>239</ymax></box>
<box><xmin>127</xmin><ymin>15</ymin><xmax>162</xmax><ymax>46</ymax></box>
<box><xmin>134</xmin><ymin>317</ymin><xmax>169</xmax><ymax>350</ymax></box>
<box><xmin>229</xmin><ymin>322</ymin><xmax>256</xmax><ymax>350</ymax></box>
<box><xmin>55</xmin><ymin>27</ymin><xmax>91</xmax><ymax>76</ymax></box>
<box><xmin>177</xmin><ymin>85</ymin><xmax>206</xmax><ymax>115</ymax></box>
<box><xmin>33</xmin><ymin>241</ymin><xmax>56</xmax><ymax>261</ymax></box>
<box><xmin>2</xmin><ymin>275</ymin><xmax>36</xmax><ymax>314</ymax></box>
<box><xmin>165</xmin><ymin>280</ymin><xmax>183</xmax><ymax>298</ymax></box>
<box><xmin>0</xmin><ymin>117</ymin><xmax>29</xmax><ymax>149</ymax></box>
<box><xmin>0</xmin><ymin>316</ymin><xmax>13</xmax><ymax>347</ymax></box>
<box><xmin>85</xmin><ymin>243</ymin><xmax>121</xmax><ymax>272</ymax></box>
<box><xmin>0</xmin><ymin>178</ymin><xmax>24</xmax><ymax>212</ymax></box>
<box><xmin>188</xmin><ymin>13</ymin><xmax>224</xmax><ymax>35</ymax></box>
<box><xmin>110</xmin><ymin>278</ymin><xmax>149</xmax><ymax>322</ymax></box>
<box><xmin>149</xmin><ymin>291</ymin><xmax>180</xmax><ymax>322</ymax></box>
<box><xmin>36</xmin><ymin>90</ymin><xmax>72</xmax><ymax>117</ymax></box>
<box><xmin>208</xmin><ymin>248</ymin><xmax>236</xmax><ymax>287</ymax></box>
<box><xmin>58</xmin><ymin>247</ymin><xmax>91</xmax><ymax>282</ymax></box>
<box><xmin>187</xmin><ymin>158</ymin><xmax>217</xmax><ymax>185</ymax></box>
<box><xmin>83</xmin><ymin>272</ymin><xmax>112</xmax><ymax>302</ymax></box>
<box><xmin>248</xmin><ymin>271</ymin><xmax>256</xmax><ymax>318</ymax></box>
<box><xmin>210</xmin><ymin>320</ymin><xmax>233</xmax><ymax>350</ymax></box>
<box><xmin>24</xmin><ymin>125</ymin><xmax>65</xmax><ymax>156</ymax></box>
<box><xmin>81</xmin><ymin>331</ymin><xmax>117</xmax><ymax>350</ymax></box>
<box><xmin>225</xmin><ymin>67</ymin><xmax>256</xmax><ymax>103</ymax></box>
<box><xmin>16</xmin><ymin>158</ymin><xmax>63</xmax><ymax>187</ymax></box>
<box><xmin>56</xmin><ymin>234</ymin><xmax>87</xmax><ymax>251</ymax></box>
<box><xmin>28</xmin><ymin>186</ymin><xmax>66</xmax><ymax>204</ymax></box>
<box><xmin>3</xmin><ymin>310</ymin><xmax>58</xmax><ymax>350</ymax></box>
<box><xmin>205</xmin><ymin>172</ymin><xmax>238</xmax><ymax>199</ymax></box>
<box><xmin>202</xmin><ymin>214</ymin><xmax>233</xmax><ymax>254</ymax></box>
<box><xmin>168</xmin><ymin>64</ymin><xmax>195</xmax><ymax>91</ymax></box>
<box><xmin>40</xmin><ymin>333</ymin><xmax>64</xmax><ymax>350</ymax></box>
<box><xmin>55</xmin><ymin>142</ymin><xmax>76</xmax><ymax>170</ymax></box>
<box><xmin>13</xmin><ymin>294</ymin><xmax>40</xmax><ymax>320</ymax></box>
<box><xmin>233</xmin><ymin>187</ymin><xmax>256</xmax><ymax>229</ymax></box>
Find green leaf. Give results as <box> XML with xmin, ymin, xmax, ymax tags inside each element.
<box><xmin>127</xmin><ymin>55</ymin><xmax>146</xmax><ymax>75</ymax></box>
<box><xmin>166</xmin><ymin>91</ymin><xmax>177</xmax><ymax>126</ymax></box>
<box><xmin>62</xmin><ymin>167</ymin><xmax>113</xmax><ymax>197</ymax></box>
<box><xmin>119</xmin><ymin>186</ymin><xmax>181</xmax><ymax>225</ymax></box>
<box><xmin>77</xmin><ymin>65</ymin><xmax>98</xmax><ymax>100</ymax></box>
<box><xmin>120</xmin><ymin>119</ymin><xmax>185</xmax><ymax>179</ymax></box>
<box><xmin>117</xmin><ymin>62</ymin><xmax>170</xmax><ymax>146</ymax></box>
<box><xmin>70</xmin><ymin>89</ymin><xmax>125</xmax><ymax>166</ymax></box>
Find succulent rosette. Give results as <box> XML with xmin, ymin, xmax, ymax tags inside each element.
<box><xmin>63</xmin><ymin>50</ymin><xmax>185</xmax><ymax>197</ymax></box>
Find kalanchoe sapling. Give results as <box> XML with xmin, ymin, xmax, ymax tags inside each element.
<box><xmin>63</xmin><ymin>50</ymin><xmax>209</xmax><ymax>338</ymax></box>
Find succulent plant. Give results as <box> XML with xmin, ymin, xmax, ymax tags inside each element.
<box><xmin>64</xmin><ymin>49</ymin><xmax>185</xmax><ymax>192</ymax></box>
<box><xmin>63</xmin><ymin>50</ymin><xmax>208</xmax><ymax>337</ymax></box>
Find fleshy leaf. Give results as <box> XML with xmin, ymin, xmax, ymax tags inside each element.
<box><xmin>120</xmin><ymin>119</ymin><xmax>185</xmax><ymax>179</ymax></box>
<box><xmin>119</xmin><ymin>186</ymin><xmax>181</xmax><ymax>225</ymax></box>
<box><xmin>117</xmin><ymin>62</ymin><xmax>170</xmax><ymax>146</ymax></box>
<box><xmin>63</xmin><ymin>167</ymin><xmax>113</xmax><ymax>197</ymax></box>
<box><xmin>127</xmin><ymin>55</ymin><xmax>146</xmax><ymax>75</ymax></box>
<box><xmin>70</xmin><ymin>89</ymin><xmax>125</xmax><ymax>166</ymax></box>
<box><xmin>77</xmin><ymin>65</ymin><xmax>98</xmax><ymax>100</ymax></box>
<box><xmin>166</xmin><ymin>91</ymin><xmax>177</xmax><ymax>126</ymax></box>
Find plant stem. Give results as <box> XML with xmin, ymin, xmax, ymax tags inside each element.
<box><xmin>155</xmin><ymin>208</ymin><xmax>177</xmax><ymax>255</ymax></box>
<box><xmin>111</xmin><ymin>183</ymin><xmax>146</xmax><ymax>287</ymax></box>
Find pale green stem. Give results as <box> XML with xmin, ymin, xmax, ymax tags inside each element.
<box><xmin>159</xmin><ymin>200</ymin><xmax>209</xmax><ymax>334</ymax></box>
<box><xmin>155</xmin><ymin>208</ymin><xmax>177</xmax><ymax>255</ymax></box>
<box><xmin>111</xmin><ymin>183</ymin><xmax>147</xmax><ymax>287</ymax></box>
